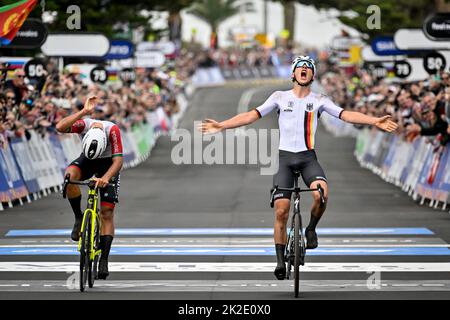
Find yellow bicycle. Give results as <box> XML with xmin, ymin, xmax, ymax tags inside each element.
<box><xmin>62</xmin><ymin>174</ymin><xmax>112</xmax><ymax>292</ymax></box>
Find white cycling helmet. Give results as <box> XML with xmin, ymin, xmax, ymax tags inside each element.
<box><xmin>82</xmin><ymin>127</ymin><xmax>107</xmax><ymax>160</ymax></box>
<box><xmin>291</xmin><ymin>55</ymin><xmax>316</xmax><ymax>75</ymax></box>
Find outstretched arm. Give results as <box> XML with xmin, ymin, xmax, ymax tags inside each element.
<box><xmin>198</xmin><ymin>109</ymin><xmax>260</xmax><ymax>134</ymax></box>
<box><xmin>55</xmin><ymin>96</ymin><xmax>97</xmax><ymax>133</ymax></box>
<box><xmin>341</xmin><ymin>110</ymin><xmax>398</xmax><ymax>133</ymax></box>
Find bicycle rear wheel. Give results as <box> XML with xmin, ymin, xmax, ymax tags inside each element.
<box><xmin>294</xmin><ymin>213</ymin><xmax>301</xmax><ymax>298</ymax></box>
<box><xmin>79</xmin><ymin>211</ymin><xmax>91</xmax><ymax>292</ymax></box>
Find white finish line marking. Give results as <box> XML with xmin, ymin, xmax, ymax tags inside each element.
<box><xmin>0</xmin><ymin>262</ymin><xmax>450</xmax><ymax>273</ymax></box>
<box><xmin>1</xmin><ymin>244</ymin><xmax>450</xmax><ymax>248</ymax></box>
<box><xmin>1</xmin><ymin>280</ymin><xmax>450</xmax><ymax>292</ymax></box>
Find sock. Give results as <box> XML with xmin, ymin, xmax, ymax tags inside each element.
<box><xmin>275</xmin><ymin>244</ymin><xmax>286</xmax><ymax>265</ymax></box>
<box><xmin>68</xmin><ymin>195</ymin><xmax>82</xmax><ymax>220</ymax></box>
<box><xmin>307</xmin><ymin>214</ymin><xmax>321</xmax><ymax>230</ymax></box>
<box><xmin>100</xmin><ymin>235</ymin><xmax>114</xmax><ymax>261</ymax></box>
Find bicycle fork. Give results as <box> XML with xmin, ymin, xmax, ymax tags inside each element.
<box><xmin>286</xmin><ymin>197</ymin><xmax>301</xmax><ymax>278</ymax></box>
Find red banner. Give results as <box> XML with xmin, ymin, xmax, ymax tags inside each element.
<box><xmin>0</xmin><ymin>0</ymin><xmax>38</xmax><ymax>45</ymax></box>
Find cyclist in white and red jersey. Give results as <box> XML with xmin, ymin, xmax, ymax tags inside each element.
<box><xmin>199</xmin><ymin>56</ymin><xmax>398</xmax><ymax>280</ymax></box>
<box><xmin>56</xmin><ymin>96</ymin><xmax>123</xmax><ymax>280</ymax></box>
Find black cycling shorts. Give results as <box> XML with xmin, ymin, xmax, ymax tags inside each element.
<box><xmin>68</xmin><ymin>154</ymin><xmax>120</xmax><ymax>207</ymax></box>
<box><xmin>273</xmin><ymin>149</ymin><xmax>327</xmax><ymax>201</ymax></box>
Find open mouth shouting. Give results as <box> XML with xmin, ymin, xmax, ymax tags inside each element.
<box><xmin>300</xmin><ymin>68</ymin><xmax>308</xmax><ymax>80</ymax></box>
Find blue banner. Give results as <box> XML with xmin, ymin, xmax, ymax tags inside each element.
<box><xmin>48</xmin><ymin>134</ymin><xmax>68</xmax><ymax>176</ymax></box>
<box><xmin>381</xmin><ymin>135</ymin><xmax>397</xmax><ymax>173</ymax></box>
<box><xmin>104</xmin><ymin>40</ymin><xmax>134</xmax><ymax>60</ymax></box>
<box><xmin>414</xmin><ymin>145</ymin><xmax>435</xmax><ymax>198</ymax></box>
<box><xmin>0</xmin><ymin>159</ymin><xmax>11</xmax><ymax>202</ymax></box>
<box><xmin>371</xmin><ymin>36</ymin><xmax>411</xmax><ymax>56</ymax></box>
<box><xmin>9</xmin><ymin>137</ymin><xmax>40</xmax><ymax>194</ymax></box>
<box><xmin>0</xmin><ymin>143</ymin><xmax>28</xmax><ymax>200</ymax></box>
<box><xmin>433</xmin><ymin>147</ymin><xmax>450</xmax><ymax>200</ymax></box>
<box><xmin>400</xmin><ymin>139</ymin><xmax>420</xmax><ymax>185</ymax></box>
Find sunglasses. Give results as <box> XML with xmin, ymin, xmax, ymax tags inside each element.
<box><xmin>7</xmin><ymin>96</ymin><xmax>15</xmax><ymax>100</ymax></box>
<box><xmin>295</xmin><ymin>60</ymin><xmax>314</xmax><ymax>70</ymax></box>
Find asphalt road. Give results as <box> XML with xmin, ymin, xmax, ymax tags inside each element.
<box><xmin>0</xmin><ymin>81</ymin><xmax>450</xmax><ymax>300</ymax></box>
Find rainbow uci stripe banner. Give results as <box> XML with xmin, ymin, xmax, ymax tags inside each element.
<box><xmin>0</xmin><ymin>0</ymin><xmax>38</xmax><ymax>45</ymax></box>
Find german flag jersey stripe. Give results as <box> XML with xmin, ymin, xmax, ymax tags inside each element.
<box><xmin>304</xmin><ymin>111</ymin><xmax>315</xmax><ymax>149</ymax></box>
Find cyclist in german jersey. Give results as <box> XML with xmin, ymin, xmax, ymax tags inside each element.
<box><xmin>199</xmin><ymin>56</ymin><xmax>398</xmax><ymax>280</ymax></box>
<box><xmin>56</xmin><ymin>96</ymin><xmax>123</xmax><ymax>280</ymax></box>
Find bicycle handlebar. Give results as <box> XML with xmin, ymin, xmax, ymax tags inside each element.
<box><xmin>270</xmin><ymin>184</ymin><xmax>325</xmax><ymax>208</ymax></box>
<box><xmin>62</xmin><ymin>174</ymin><xmax>116</xmax><ymax>199</ymax></box>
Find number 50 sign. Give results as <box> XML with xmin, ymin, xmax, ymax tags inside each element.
<box><xmin>423</xmin><ymin>52</ymin><xmax>446</xmax><ymax>75</ymax></box>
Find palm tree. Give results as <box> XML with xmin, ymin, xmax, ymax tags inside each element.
<box><xmin>282</xmin><ymin>0</ymin><xmax>296</xmax><ymax>46</ymax></box>
<box><xmin>187</xmin><ymin>0</ymin><xmax>240</xmax><ymax>49</ymax></box>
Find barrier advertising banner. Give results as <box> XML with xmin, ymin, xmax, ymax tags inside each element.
<box><xmin>9</xmin><ymin>137</ymin><xmax>40</xmax><ymax>194</ymax></box>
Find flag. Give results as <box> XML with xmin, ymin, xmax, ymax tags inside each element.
<box><xmin>0</xmin><ymin>0</ymin><xmax>38</xmax><ymax>45</ymax></box>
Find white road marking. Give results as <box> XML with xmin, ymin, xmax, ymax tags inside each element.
<box><xmin>2</xmin><ymin>244</ymin><xmax>450</xmax><ymax>248</ymax></box>
<box><xmin>2</xmin><ymin>237</ymin><xmax>444</xmax><ymax>246</ymax></box>
<box><xmin>1</xmin><ymin>280</ymin><xmax>450</xmax><ymax>292</ymax></box>
<box><xmin>0</xmin><ymin>262</ymin><xmax>449</xmax><ymax>273</ymax></box>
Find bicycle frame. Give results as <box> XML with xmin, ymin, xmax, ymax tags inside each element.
<box><xmin>77</xmin><ymin>185</ymin><xmax>102</xmax><ymax>261</ymax></box>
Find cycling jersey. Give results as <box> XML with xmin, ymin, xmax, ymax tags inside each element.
<box><xmin>70</xmin><ymin>119</ymin><xmax>123</xmax><ymax>159</ymax></box>
<box><xmin>255</xmin><ymin>90</ymin><xmax>344</xmax><ymax>152</ymax></box>
<box><xmin>69</xmin><ymin>155</ymin><xmax>120</xmax><ymax>206</ymax></box>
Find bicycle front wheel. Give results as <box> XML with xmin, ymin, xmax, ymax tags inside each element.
<box><xmin>89</xmin><ymin>214</ymin><xmax>101</xmax><ymax>288</ymax></box>
<box><xmin>294</xmin><ymin>213</ymin><xmax>301</xmax><ymax>298</ymax></box>
<box><xmin>79</xmin><ymin>211</ymin><xmax>91</xmax><ymax>292</ymax></box>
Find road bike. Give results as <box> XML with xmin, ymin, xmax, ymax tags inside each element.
<box><xmin>270</xmin><ymin>171</ymin><xmax>325</xmax><ymax>298</ymax></box>
<box><xmin>62</xmin><ymin>174</ymin><xmax>114</xmax><ymax>292</ymax></box>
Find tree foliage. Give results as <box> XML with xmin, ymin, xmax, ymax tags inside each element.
<box><xmin>187</xmin><ymin>0</ymin><xmax>240</xmax><ymax>48</ymax></box>
<box><xmin>23</xmin><ymin>0</ymin><xmax>193</xmax><ymax>37</ymax></box>
<box><xmin>297</xmin><ymin>0</ymin><xmax>443</xmax><ymax>40</ymax></box>
<box><xmin>187</xmin><ymin>0</ymin><xmax>240</xmax><ymax>31</ymax></box>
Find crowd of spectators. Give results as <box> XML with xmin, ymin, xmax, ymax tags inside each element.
<box><xmin>0</xmin><ymin>51</ymin><xmax>195</xmax><ymax>145</ymax></box>
<box><xmin>8</xmin><ymin>45</ymin><xmax>446</xmax><ymax>152</ymax></box>
<box><xmin>1</xmin><ymin>45</ymin><xmax>285</xmax><ymax>146</ymax></box>
<box><xmin>320</xmin><ymin>67</ymin><xmax>450</xmax><ymax>147</ymax></box>
<box><xmin>195</xmin><ymin>45</ymin><xmax>300</xmax><ymax>68</ymax></box>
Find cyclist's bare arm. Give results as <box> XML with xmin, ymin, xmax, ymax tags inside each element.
<box><xmin>55</xmin><ymin>96</ymin><xmax>97</xmax><ymax>133</ymax></box>
<box><xmin>94</xmin><ymin>156</ymin><xmax>123</xmax><ymax>188</ymax></box>
<box><xmin>199</xmin><ymin>109</ymin><xmax>260</xmax><ymax>134</ymax></box>
<box><xmin>103</xmin><ymin>156</ymin><xmax>123</xmax><ymax>181</ymax></box>
<box><xmin>340</xmin><ymin>110</ymin><xmax>398</xmax><ymax>133</ymax></box>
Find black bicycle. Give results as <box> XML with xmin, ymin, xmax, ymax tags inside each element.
<box><xmin>270</xmin><ymin>171</ymin><xmax>325</xmax><ymax>298</ymax></box>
